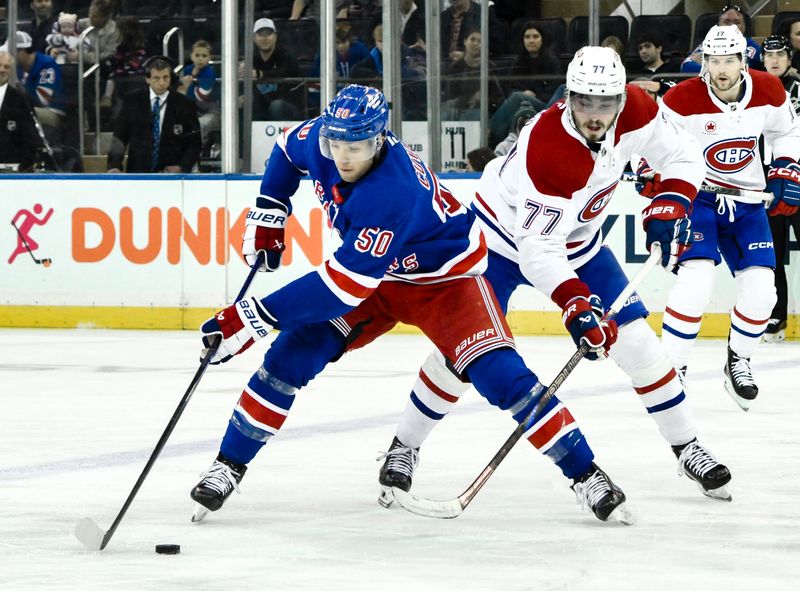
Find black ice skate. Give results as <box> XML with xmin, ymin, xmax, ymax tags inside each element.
<box><xmin>677</xmin><ymin>366</ymin><xmax>688</xmax><ymax>389</ymax></box>
<box><xmin>723</xmin><ymin>346</ymin><xmax>758</xmax><ymax>411</ymax></box>
<box><xmin>190</xmin><ymin>453</ymin><xmax>248</xmax><ymax>522</ymax></box>
<box><xmin>762</xmin><ymin>319</ymin><xmax>787</xmax><ymax>343</ymax></box>
<box><xmin>377</xmin><ymin>436</ymin><xmax>419</xmax><ymax>508</ymax></box>
<box><xmin>672</xmin><ymin>439</ymin><xmax>732</xmax><ymax>501</ymax></box>
<box><xmin>571</xmin><ymin>463</ymin><xmax>635</xmax><ymax>525</ymax></box>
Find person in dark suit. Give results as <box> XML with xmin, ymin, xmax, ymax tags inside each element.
<box><xmin>0</xmin><ymin>51</ymin><xmax>44</xmax><ymax>171</ymax></box>
<box><xmin>107</xmin><ymin>56</ymin><xmax>201</xmax><ymax>173</ymax></box>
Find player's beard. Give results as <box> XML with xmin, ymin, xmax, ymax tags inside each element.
<box><xmin>710</xmin><ymin>72</ymin><xmax>741</xmax><ymax>92</ymax></box>
<box><xmin>581</xmin><ymin>119</ymin><xmax>609</xmax><ymax>142</ymax></box>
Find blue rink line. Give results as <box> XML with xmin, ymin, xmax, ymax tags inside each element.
<box><xmin>1</xmin><ymin>358</ymin><xmax>794</xmax><ymax>483</ymax></box>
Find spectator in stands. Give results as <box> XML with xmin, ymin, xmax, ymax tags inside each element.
<box><xmin>466</xmin><ymin>146</ymin><xmax>495</xmax><ymax>172</ymax></box>
<box><xmin>601</xmin><ymin>35</ymin><xmax>625</xmax><ymax>57</ymax></box>
<box><xmin>681</xmin><ymin>5</ymin><xmax>762</xmax><ymax>72</ymax></box>
<box><xmin>488</xmin><ymin>22</ymin><xmax>560</xmax><ymax>147</ymax></box>
<box><xmin>400</xmin><ymin>0</ymin><xmax>426</xmax><ymax>49</ymax></box>
<box><xmin>46</xmin><ymin>12</ymin><xmax>84</xmax><ymax>64</ymax></box>
<box><xmin>776</xmin><ymin>18</ymin><xmax>800</xmax><ymax>72</ymax></box>
<box><xmin>441</xmin><ymin>0</ymin><xmax>505</xmax><ymax>62</ymax></box>
<box><xmin>310</xmin><ymin>22</ymin><xmax>369</xmax><ymax>80</ymax></box>
<box><xmin>351</xmin><ymin>22</ymin><xmax>427</xmax><ymax>119</ymax></box>
<box><xmin>290</xmin><ymin>0</ymin><xmax>352</xmax><ymax>21</ymax></box>
<box><xmin>760</xmin><ymin>34</ymin><xmax>800</xmax><ymax>342</ymax></box>
<box><xmin>178</xmin><ymin>40</ymin><xmax>219</xmax><ymax>144</ymax></box>
<box><xmin>22</xmin><ymin>0</ymin><xmax>58</xmax><ymax>54</ymax></box>
<box><xmin>629</xmin><ymin>31</ymin><xmax>681</xmax><ymax>75</ymax></box>
<box><xmin>249</xmin><ymin>18</ymin><xmax>300</xmax><ymax>121</ymax></box>
<box><xmin>78</xmin><ymin>0</ymin><xmax>120</xmax><ymax>65</ymax></box>
<box><xmin>442</xmin><ymin>28</ymin><xmax>504</xmax><ymax>121</ymax></box>
<box><xmin>15</xmin><ymin>31</ymin><xmax>65</xmax><ymax>143</ymax></box>
<box><xmin>493</xmin><ymin>100</ymin><xmax>536</xmax><ymax>157</ymax></box>
<box><xmin>98</xmin><ymin>15</ymin><xmax>147</xmax><ymax>114</ymax></box>
<box><xmin>0</xmin><ymin>50</ymin><xmax>45</xmax><ymax>171</ymax></box>
<box><xmin>107</xmin><ymin>56</ymin><xmax>201</xmax><ymax>173</ymax></box>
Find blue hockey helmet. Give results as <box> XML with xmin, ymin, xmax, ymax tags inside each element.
<box><xmin>320</xmin><ymin>84</ymin><xmax>389</xmax><ymax>142</ymax></box>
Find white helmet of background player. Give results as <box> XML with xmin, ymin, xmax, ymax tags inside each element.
<box><xmin>565</xmin><ymin>46</ymin><xmax>627</xmax><ymax>141</ymax></box>
<box><xmin>701</xmin><ymin>25</ymin><xmax>748</xmax><ymax>87</ymax></box>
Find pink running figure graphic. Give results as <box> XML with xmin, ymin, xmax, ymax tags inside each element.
<box><xmin>9</xmin><ymin>204</ymin><xmax>54</xmax><ymax>266</ymax></box>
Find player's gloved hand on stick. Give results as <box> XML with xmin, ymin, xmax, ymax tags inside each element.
<box><xmin>200</xmin><ymin>297</ymin><xmax>276</xmax><ymax>364</ymax></box>
<box><xmin>641</xmin><ymin>194</ymin><xmax>693</xmax><ymax>270</ymax></box>
<box><xmin>634</xmin><ymin>159</ymin><xmax>662</xmax><ymax>198</ymax></box>
<box><xmin>766</xmin><ymin>159</ymin><xmax>800</xmax><ymax>217</ymax></box>
<box><xmin>242</xmin><ymin>196</ymin><xmax>289</xmax><ymax>272</ymax></box>
<box><xmin>562</xmin><ymin>293</ymin><xmax>618</xmax><ymax>361</ymax></box>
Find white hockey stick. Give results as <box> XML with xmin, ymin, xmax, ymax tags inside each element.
<box><xmin>391</xmin><ymin>248</ymin><xmax>663</xmax><ymax>519</ymax></box>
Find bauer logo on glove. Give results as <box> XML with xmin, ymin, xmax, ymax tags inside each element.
<box><xmin>242</xmin><ymin>196</ymin><xmax>289</xmax><ymax>273</ymax></box>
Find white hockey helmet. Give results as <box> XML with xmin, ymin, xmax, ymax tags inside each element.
<box><xmin>566</xmin><ymin>46</ymin><xmax>626</xmax><ymax>97</ymax></box>
<box><xmin>702</xmin><ymin>25</ymin><xmax>747</xmax><ymax>59</ymax></box>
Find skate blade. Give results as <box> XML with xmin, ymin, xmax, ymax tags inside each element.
<box><xmin>762</xmin><ymin>331</ymin><xmax>785</xmax><ymax>343</ymax></box>
<box><xmin>191</xmin><ymin>504</ymin><xmax>210</xmax><ymax>523</ymax></box>
<box><xmin>724</xmin><ymin>379</ymin><xmax>752</xmax><ymax>412</ymax></box>
<box><xmin>607</xmin><ymin>502</ymin><xmax>636</xmax><ymax>526</ymax></box>
<box><xmin>378</xmin><ymin>485</ymin><xmax>394</xmax><ymax>509</ymax></box>
<box><xmin>700</xmin><ymin>483</ymin><xmax>732</xmax><ymax>502</ymax></box>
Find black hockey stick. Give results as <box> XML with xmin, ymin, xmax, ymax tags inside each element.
<box><xmin>391</xmin><ymin>248</ymin><xmax>663</xmax><ymax>519</ymax></box>
<box><xmin>622</xmin><ymin>173</ymin><xmax>773</xmax><ymax>203</ymax></box>
<box><xmin>10</xmin><ymin>222</ymin><xmax>52</xmax><ymax>266</ymax></box>
<box><xmin>75</xmin><ymin>253</ymin><xmax>265</xmax><ymax>551</ymax></box>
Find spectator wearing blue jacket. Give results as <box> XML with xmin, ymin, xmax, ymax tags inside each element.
<box><xmin>681</xmin><ymin>6</ymin><xmax>762</xmax><ymax>73</ymax></box>
<box><xmin>14</xmin><ymin>31</ymin><xmax>65</xmax><ymax>143</ymax></box>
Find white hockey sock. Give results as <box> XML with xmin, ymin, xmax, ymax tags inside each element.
<box><xmin>611</xmin><ymin>319</ymin><xmax>697</xmax><ymax>446</ymax></box>
<box><xmin>396</xmin><ymin>350</ymin><xmax>471</xmax><ymax>448</ymax></box>
<box><xmin>662</xmin><ymin>259</ymin><xmax>715</xmax><ymax>370</ymax></box>
<box><xmin>729</xmin><ymin>267</ymin><xmax>776</xmax><ymax>359</ymax></box>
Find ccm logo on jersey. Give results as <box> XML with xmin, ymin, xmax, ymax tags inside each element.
<box><xmin>579</xmin><ymin>181</ymin><xmax>618</xmax><ymax>222</ymax></box>
<box><xmin>239</xmin><ymin>300</ymin><xmax>271</xmax><ymax>337</ymax></box>
<box><xmin>748</xmin><ymin>241</ymin><xmax>773</xmax><ymax>250</ymax></box>
<box><xmin>455</xmin><ymin>328</ymin><xmax>496</xmax><ymax>356</ymax></box>
<box><xmin>704</xmin><ymin>137</ymin><xmax>758</xmax><ymax>174</ymax></box>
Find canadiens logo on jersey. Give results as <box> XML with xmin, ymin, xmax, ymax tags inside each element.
<box><xmin>578</xmin><ymin>181</ymin><xmax>618</xmax><ymax>222</ymax></box>
<box><xmin>703</xmin><ymin>136</ymin><xmax>758</xmax><ymax>174</ymax></box>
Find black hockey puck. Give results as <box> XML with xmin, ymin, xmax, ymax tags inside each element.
<box><xmin>155</xmin><ymin>544</ymin><xmax>181</xmax><ymax>555</ymax></box>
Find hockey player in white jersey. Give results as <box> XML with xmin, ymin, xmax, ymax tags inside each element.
<box><xmin>379</xmin><ymin>47</ymin><xmax>733</xmax><ymax>509</ymax></box>
<box><xmin>658</xmin><ymin>25</ymin><xmax>800</xmax><ymax>411</ymax></box>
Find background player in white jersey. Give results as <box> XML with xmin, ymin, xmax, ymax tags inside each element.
<box><xmin>658</xmin><ymin>26</ymin><xmax>800</xmax><ymax>410</ymax></box>
<box><xmin>189</xmin><ymin>85</ymin><xmax>633</xmax><ymax>526</ymax></box>
<box><xmin>379</xmin><ymin>47</ymin><xmax>732</xmax><ymax>507</ymax></box>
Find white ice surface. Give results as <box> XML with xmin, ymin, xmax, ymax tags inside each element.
<box><xmin>1</xmin><ymin>329</ymin><xmax>798</xmax><ymax>590</ymax></box>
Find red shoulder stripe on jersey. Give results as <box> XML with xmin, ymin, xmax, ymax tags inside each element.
<box><xmin>747</xmin><ymin>69</ymin><xmax>788</xmax><ymax>109</ymax></box>
<box><xmin>614</xmin><ymin>84</ymin><xmax>658</xmax><ymax>143</ymax></box>
<box><xmin>526</xmin><ymin>107</ymin><xmax>595</xmax><ymax>198</ymax></box>
<box><xmin>663</xmin><ymin>77</ymin><xmax>721</xmax><ymax>116</ymax></box>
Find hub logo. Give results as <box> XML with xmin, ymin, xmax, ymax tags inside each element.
<box><xmin>704</xmin><ymin>137</ymin><xmax>757</xmax><ymax>174</ymax></box>
<box><xmin>579</xmin><ymin>181</ymin><xmax>618</xmax><ymax>222</ymax></box>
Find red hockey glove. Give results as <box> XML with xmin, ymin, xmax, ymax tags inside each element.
<box><xmin>642</xmin><ymin>195</ymin><xmax>693</xmax><ymax>270</ymax></box>
<box><xmin>200</xmin><ymin>298</ymin><xmax>275</xmax><ymax>364</ymax></box>
<box><xmin>562</xmin><ymin>294</ymin><xmax>618</xmax><ymax>361</ymax></box>
<box><xmin>242</xmin><ymin>196</ymin><xmax>289</xmax><ymax>272</ymax></box>
<box><xmin>766</xmin><ymin>159</ymin><xmax>800</xmax><ymax>217</ymax></box>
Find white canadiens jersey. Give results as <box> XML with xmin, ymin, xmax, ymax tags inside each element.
<box><xmin>472</xmin><ymin>84</ymin><xmax>705</xmax><ymax>300</ymax></box>
<box><xmin>661</xmin><ymin>69</ymin><xmax>800</xmax><ymax>199</ymax></box>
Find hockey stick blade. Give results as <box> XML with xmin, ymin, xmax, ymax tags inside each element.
<box><xmin>392</xmin><ymin>248</ymin><xmax>663</xmax><ymax>520</ymax></box>
<box><xmin>391</xmin><ymin>488</ymin><xmax>464</xmax><ymax>519</ymax></box>
<box><xmin>75</xmin><ymin>518</ymin><xmax>107</xmax><ymax>551</ymax></box>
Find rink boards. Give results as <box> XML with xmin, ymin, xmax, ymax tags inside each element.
<box><xmin>1</xmin><ymin>173</ymin><xmax>797</xmax><ymax>337</ymax></box>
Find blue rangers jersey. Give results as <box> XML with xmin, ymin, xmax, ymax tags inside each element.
<box><xmin>256</xmin><ymin>118</ymin><xmax>487</xmax><ymax>331</ymax></box>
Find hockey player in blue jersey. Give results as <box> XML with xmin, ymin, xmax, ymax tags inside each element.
<box><xmin>190</xmin><ymin>84</ymin><xmax>634</xmax><ymax>525</ymax></box>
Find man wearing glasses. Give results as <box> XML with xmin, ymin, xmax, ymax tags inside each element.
<box><xmin>681</xmin><ymin>5</ymin><xmax>763</xmax><ymax>72</ymax></box>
